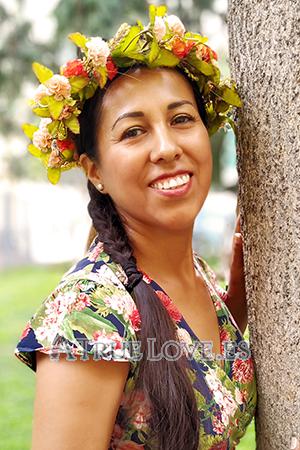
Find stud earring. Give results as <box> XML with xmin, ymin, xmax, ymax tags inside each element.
<box><xmin>96</xmin><ymin>183</ymin><xmax>104</xmax><ymax>192</ymax></box>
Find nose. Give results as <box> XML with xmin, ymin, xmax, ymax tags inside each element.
<box><xmin>149</xmin><ymin>125</ymin><xmax>183</xmax><ymax>164</ymax></box>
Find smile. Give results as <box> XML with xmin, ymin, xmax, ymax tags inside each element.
<box><xmin>150</xmin><ymin>173</ymin><xmax>192</xmax><ymax>197</ymax></box>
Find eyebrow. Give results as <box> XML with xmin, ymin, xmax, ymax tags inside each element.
<box><xmin>111</xmin><ymin>100</ymin><xmax>195</xmax><ymax>131</ymax></box>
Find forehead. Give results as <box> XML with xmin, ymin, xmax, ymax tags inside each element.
<box><xmin>101</xmin><ymin>67</ymin><xmax>196</xmax><ymax>119</ymax></box>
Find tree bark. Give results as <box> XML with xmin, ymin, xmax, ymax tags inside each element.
<box><xmin>227</xmin><ymin>1</ymin><xmax>300</xmax><ymax>449</ymax></box>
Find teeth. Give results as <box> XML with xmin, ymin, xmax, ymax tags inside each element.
<box><xmin>151</xmin><ymin>174</ymin><xmax>191</xmax><ymax>190</ymax></box>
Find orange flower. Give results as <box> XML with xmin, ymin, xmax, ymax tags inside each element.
<box><xmin>171</xmin><ymin>37</ymin><xmax>194</xmax><ymax>59</ymax></box>
<box><xmin>196</xmin><ymin>44</ymin><xmax>218</xmax><ymax>63</ymax></box>
<box><xmin>62</xmin><ymin>59</ymin><xmax>89</xmax><ymax>78</ymax></box>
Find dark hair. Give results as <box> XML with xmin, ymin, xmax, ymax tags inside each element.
<box><xmin>75</xmin><ymin>65</ymin><xmax>207</xmax><ymax>449</ymax></box>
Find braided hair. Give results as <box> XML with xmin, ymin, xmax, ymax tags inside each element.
<box><xmin>76</xmin><ymin>66</ymin><xmax>208</xmax><ymax>450</ymax></box>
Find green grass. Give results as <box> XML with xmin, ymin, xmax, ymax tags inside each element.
<box><xmin>0</xmin><ymin>263</ymin><xmax>255</xmax><ymax>449</ymax></box>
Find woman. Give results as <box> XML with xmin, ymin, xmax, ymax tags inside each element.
<box><xmin>15</xmin><ymin>5</ymin><xmax>257</xmax><ymax>449</ymax></box>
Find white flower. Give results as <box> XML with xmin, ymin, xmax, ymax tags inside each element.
<box><xmin>33</xmin><ymin>84</ymin><xmax>50</xmax><ymax>103</ymax></box>
<box><xmin>45</xmin><ymin>75</ymin><xmax>71</xmax><ymax>101</ymax></box>
<box><xmin>86</xmin><ymin>37</ymin><xmax>110</xmax><ymax>67</ymax></box>
<box><xmin>166</xmin><ymin>14</ymin><xmax>185</xmax><ymax>36</ymax></box>
<box><xmin>153</xmin><ymin>16</ymin><xmax>166</xmax><ymax>41</ymax></box>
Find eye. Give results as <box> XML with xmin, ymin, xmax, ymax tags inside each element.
<box><xmin>121</xmin><ymin>127</ymin><xmax>144</xmax><ymax>140</ymax></box>
<box><xmin>172</xmin><ymin>114</ymin><xmax>196</xmax><ymax>125</ymax></box>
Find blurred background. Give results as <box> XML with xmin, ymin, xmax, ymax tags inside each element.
<box><xmin>0</xmin><ymin>1</ymin><xmax>254</xmax><ymax>449</ymax></box>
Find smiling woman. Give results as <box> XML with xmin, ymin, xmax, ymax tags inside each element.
<box><xmin>15</xmin><ymin>4</ymin><xmax>257</xmax><ymax>450</ymax></box>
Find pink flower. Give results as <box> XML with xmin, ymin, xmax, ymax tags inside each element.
<box><xmin>92</xmin><ymin>330</ymin><xmax>123</xmax><ymax>350</ymax></box>
<box><xmin>232</xmin><ymin>357</ymin><xmax>254</xmax><ymax>384</ymax></box>
<box><xmin>88</xmin><ymin>241</ymin><xmax>104</xmax><ymax>262</ymax></box>
<box><xmin>86</xmin><ymin>37</ymin><xmax>110</xmax><ymax>67</ymax></box>
<box><xmin>45</xmin><ymin>74</ymin><xmax>71</xmax><ymax>101</ymax></box>
<box><xmin>155</xmin><ymin>290</ymin><xmax>182</xmax><ymax>322</ymax></box>
<box><xmin>74</xmin><ymin>292</ymin><xmax>91</xmax><ymax>311</ymax></box>
<box><xmin>33</xmin><ymin>119</ymin><xmax>52</xmax><ymax>152</ymax></box>
<box><xmin>153</xmin><ymin>16</ymin><xmax>166</xmax><ymax>41</ymax></box>
<box><xmin>166</xmin><ymin>14</ymin><xmax>185</xmax><ymax>36</ymax></box>
<box><xmin>219</xmin><ymin>327</ymin><xmax>231</xmax><ymax>353</ymax></box>
<box><xmin>48</xmin><ymin>149</ymin><xmax>62</xmax><ymax>168</ymax></box>
<box><xmin>212</xmin><ymin>415</ymin><xmax>226</xmax><ymax>434</ymax></box>
<box><xmin>33</xmin><ymin>84</ymin><xmax>50</xmax><ymax>103</ymax></box>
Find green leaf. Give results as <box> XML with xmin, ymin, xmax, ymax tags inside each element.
<box><xmin>57</xmin><ymin>122</ymin><xmax>67</xmax><ymax>140</ymax></box>
<box><xmin>148</xmin><ymin>39</ymin><xmax>160</xmax><ymax>63</ymax></box>
<box><xmin>47</xmin><ymin>167</ymin><xmax>61</xmax><ymax>184</ymax></box>
<box><xmin>32</xmin><ymin>62</ymin><xmax>53</xmax><ymax>84</ymax></box>
<box><xmin>185</xmin><ymin>32</ymin><xmax>208</xmax><ymax>44</ymax></box>
<box><xmin>150</xmin><ymin>48</ymin><xmax>179</xmax><ymax>67</ymax></box>
<box><xmin>188</xmin><ymin>55</ymin><xmax>215</xmax><ymax>76</ymax></box>
<box><xmin>120</xmin><ymin>25</ymin><xmax>142</xmax><ymax>53</ymax></box>
<box><xmin>28</xmin><ymin>144</ymin><xmax>42</xmax><ymax>157</ymax></box>
<box><xmin>65</xmin><ymin>115</ymin><xmax>80</xmax><ymax>134</ymax></box>
<box><xmin>22</xmin><ymin>123</ymin><xmax>38</xmax><ymax>140</ymax></box>
<box><xmin>219</xmin><ymin>86</ymin><xmax>242</xmax><ymax>107</ymax></box>
<box><xmin>68</xmin><ymin>310</ymin><xmax>117</xmax><ymax>336</ymax></box>
<box><xmin>96</xmin><ymin>66</ymin><xmax>107</xmax><ymax>89</ymax></box>
<box><xmin>47</xmin><ymin>96</ymin><xmax>64</xmax><ymax>120</ymax></box>
<box><xmin>68</xmin><ymin>32</ymin><xmax>88</xmax><ymax>49</ymax></box>
<box><xmin>47</xmin><ymin>120</ymin><xmax>59</xmax><ymax>136</ymax></box>
<box><xmin>84</xmin><ymin>83</ymin><xmax>97</xmax><ymax>99</ymax></box>
<box><xmin>69</xmin><ymin>76</ymin><xmax>89</xmax><ymax>94</ymax></box>
<box><xmin>149</xmin><ymin>5</ymin><xmax>156</xmax><ymax>25</ymax></box>
<box><xmin>32</xmin><ymin>107</ymin><xmax>50</xmax><ymax>118</ymax></box>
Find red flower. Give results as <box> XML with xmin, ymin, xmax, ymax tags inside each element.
<box><xmin>232</xmin><ymin>357</ymin><xmax>254</xmax><ymax>384</ymax></box>
<box><xmin>171</xmin><ymin>37</ymin><xmax>195</xmax><ymax>58</ymax></box>
<box><xmin>155</xmin><ymin>290</ymin><xmax>182</xmax><ymax>322</ymax></box>
<box><xmin>106</xmin><ymin>57</ymin><xmax>118</xmax><ymax>80</ymax></box>
<box><xmin>129</xmin><ymin>308</ymin><xmax>141</xmax><ymax>331</ymax></box>
<box><xmin>56</xmin><ymin>139</ymin><xmax>76</xmax><ymax>153</ymax></box>
<box><xmin>62</xmin><ymin>59</ymin><xmax>89</xmax><ymax>78</ymax></box>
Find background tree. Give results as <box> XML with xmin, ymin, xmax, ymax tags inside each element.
<box><xmin>227</xmin><ymin>1</ymin><xmax>300</xmax><ymax>448</ymax></box>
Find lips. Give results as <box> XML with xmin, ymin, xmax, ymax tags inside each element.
<box><xmin>149</xmin><ymin>169</ymin><xmax>193</xmax><ymax>186</ymax></box>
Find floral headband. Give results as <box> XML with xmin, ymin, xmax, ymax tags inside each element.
<box><xmin>22</xmin><ymin>4</ymin><xmax>242</xmax><ymax>184</ymax></box>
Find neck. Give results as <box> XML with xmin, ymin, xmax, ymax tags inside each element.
<box><xmin>126</xmin><ymin>222</ymin><xmax>197</xmax><ymax>285</ymax></box>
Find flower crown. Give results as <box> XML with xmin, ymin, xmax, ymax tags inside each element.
<box><xmin>22</xmin><ymin>4</ymin><xmax>242</xmax><ymax>184</ymax></box>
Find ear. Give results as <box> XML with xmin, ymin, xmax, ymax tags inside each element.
<box><xmin>79</xmin><ymin>153</ymin><xmax>107</xmax><ymax>193</ymax></box>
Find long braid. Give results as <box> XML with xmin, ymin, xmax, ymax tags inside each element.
<box><xmin>75</xmin><ymin>64</ymin><xmax>208</xmax><ymax>449</ymax></box>
<box><xmin>87</xmin><ymin>180</ymin><xmax>200</xmax><ymax>449</ymax></box>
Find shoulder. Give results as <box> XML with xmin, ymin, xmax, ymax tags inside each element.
<box><xmin>193</xmin><ymin>251</ymin><xmax>229</xmax><ymax>303</ymax></box>
<box><xmin>15</xmin><ymin>237</ymin><xmax>141</xmax><ymax>373</ymax></box>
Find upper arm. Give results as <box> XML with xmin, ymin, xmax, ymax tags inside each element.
<box><xmin>32</xmin><ymin>352</ymin><xmax>130</xmax><ymax>450</ymax></box>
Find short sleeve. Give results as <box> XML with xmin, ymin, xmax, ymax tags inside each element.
<box><xmin>14</xmin><ymin>262</ymin><xmax>141</xmax><ymax>373</ymax></box>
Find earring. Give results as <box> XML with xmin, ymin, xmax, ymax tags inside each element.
<box><xmin>96</xmin><ymin>183</ymin><xmax>104</xmax><ymax>192</ymax></box>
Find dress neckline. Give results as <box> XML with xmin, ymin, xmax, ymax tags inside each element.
<box><xmin>141</xmin><ymin>253</ymin><xmax>225</xmax><ymax>371</ymax></box>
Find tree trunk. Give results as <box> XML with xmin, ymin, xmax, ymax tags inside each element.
<box><xmin>227</xmin><ymin>1</ymin><xmax>300</xmax><ymax>449</ymax></box>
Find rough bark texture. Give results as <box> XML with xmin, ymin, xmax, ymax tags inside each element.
<box><xmin>227</xmin><ymin>1</ymin><xmax>300</xmax><ymax>449</ymax></box>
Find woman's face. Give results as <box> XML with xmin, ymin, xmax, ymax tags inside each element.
<box><xmin>84</xmin><ymin>67</ymin><xmax>212</xmax><ymax>233</ymax></box>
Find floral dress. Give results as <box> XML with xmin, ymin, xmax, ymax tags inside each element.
<box><xmin>15</xmin><ymin>236</ymin><xmax>257</xmax><ymax>450</ymax></box>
